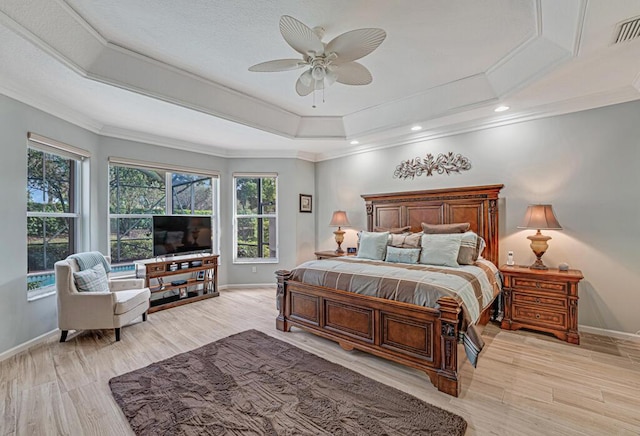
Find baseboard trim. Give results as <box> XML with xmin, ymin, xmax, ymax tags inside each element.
<box><xmin>0</xmin><ymin>328</ymin><xmax>59</xmax><ymax>362</ymax></box>
<box><xmin>579</xmin><ymin>324</ymin><xmax>640</xmax><ymax>343</ymax></box>
<box><xmin>219</xmin><ymin>283</ymin><xmax>277</xmax><ymax>291</ymax></box>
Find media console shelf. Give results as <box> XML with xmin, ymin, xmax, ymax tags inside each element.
<box><xmin>136</xmin><ymin>254</ymin><xmax>219</xmax><ymax>313</ymax></box>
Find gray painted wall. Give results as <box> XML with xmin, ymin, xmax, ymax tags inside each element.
<box><xmin>3</xmin><ymin>92</ymin><xmax>638</xmax><ymax>355</ymax></box>
<box><xmin>0</xmin><ymin>95</ymin><xmax>315</xmax><ymax>355</ymax></box>
<box><xmin>0</xmin><ymin>96</ymin><xmax>99</xmax><ymax>354</ymax></box>
<box><xmin>315</xmin><ymin>101</ymin><xmax>640</xmax><ymax>335</ymax></box>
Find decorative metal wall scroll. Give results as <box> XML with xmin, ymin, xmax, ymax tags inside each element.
<box><xmin>393</xmin><ymin>152</ymin><xmax>472</xmax><ymax>179</ymax></box>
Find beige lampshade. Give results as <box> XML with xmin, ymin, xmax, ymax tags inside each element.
<box><xmin>518</xmin><ymin>204</ymin><xmax>562</xmax><ymax>230</ymax></box>
<box><xmin>329</xmin><ymin>210</ymin><xmax>351</xmax><ymax>227</ymax></box>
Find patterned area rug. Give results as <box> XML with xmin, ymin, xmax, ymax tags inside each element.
<box><xmin>109</xmin><ymin>330</ymin><xmax>467</xmax><ymax>435</ymax></box>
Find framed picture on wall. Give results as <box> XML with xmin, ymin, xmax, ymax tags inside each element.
<box><xmin>299</xmin><ymin>194</ymin><xmax>312</xmax><ymax>213</ymax></box>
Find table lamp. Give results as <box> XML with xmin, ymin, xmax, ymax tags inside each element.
<box><xmin>329</xmin><ymin>211</ymin><xmax>351</xmax><ymax>254</ymax></box>
<box><xmin>518</xmin><ymin>204</ymin><xmax>562</xmax><ymax>270</ymax></box>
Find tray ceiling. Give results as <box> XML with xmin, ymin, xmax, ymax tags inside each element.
<box><xmin>1</xmin><ymin>0</ymin><xmax>640</xmax><ymax>160</ymax></box>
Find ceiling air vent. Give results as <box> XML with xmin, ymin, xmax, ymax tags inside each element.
<box><xmin>614</xmin><ymin>17</ymin><xmax>640</xmax><ymax>44</ymax></box>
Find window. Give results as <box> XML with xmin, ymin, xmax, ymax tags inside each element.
<box><xmin>233</xmin><ymin>174</ymin><xmax>278</xmax><ymax>263</ymax></box>
<box><xmin>27</xmin><ymin>133</ymin><xmax>88</xmax><ymax>296</ymax></box>
<box><xmin>109</xmin><ymin>160</ymin><xmax>218</xmax><ymax>264</ymax></box>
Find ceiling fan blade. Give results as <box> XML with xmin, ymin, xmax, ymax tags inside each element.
<box><xmin>280</xmin><ymin>15</ymin><xmax>324</xmax><ymax>57</ymax></box>
<box><xmin>335</xmin><ymin>62</ymin><xmax>373</xmax><ymax>85</ymax></box>
<box><xmin>296</xmin><ymin>72</ymin><xmax>315</xmax><ymax>96</ymax></box>
<box><xmin>248</xmin><ymin>59</ymin><xmax>306</xmax><ymax>72</ymax></box>
<box><xmin>299</xmin><ymin>69</ymin><xmax>313</xmax><ymax>87</ymax></box>
<box><xmin>326</xmin><ymin>28</ymin><xmax>386</xmax><ymax>64</ymax></box>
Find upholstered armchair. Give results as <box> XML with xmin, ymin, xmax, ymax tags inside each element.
<box><xmin>55</xmin><ymin>255</ymin><xmax>150</xmax><ymax>342</ymax></box>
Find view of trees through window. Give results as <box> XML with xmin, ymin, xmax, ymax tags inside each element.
<box><xmin>235</xmin><ymin>176</ymin><xmax>277</xmax><ymax>260</ymax></box>
<box><xmin>27</xmin><ymin>149</ymin><xmax>77</xmax><ymax>274</ymax></box>
<box><xmin>109</xmin><ymin>165</ymin><xmax>215</xmax><ymax>264</ymax></box>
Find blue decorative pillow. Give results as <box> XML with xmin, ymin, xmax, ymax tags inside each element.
<box><xmin>385</xmin><ymin>246</ymin><xmax>421</xmax><ymax>264</ymax></box>
<box><xmin>419</xmin><ymin>233</ymin><xmax>463</xmax><ymax>267</ymax></box>
<box><xmin>73</xmin><ymin>263</ymin><xmax>110</xmax><ymax>293</ymax></box>
<box><xmin>356</xmin><ymin>231</ymin><xmax>389</xmax><ymax>260</ymax></box>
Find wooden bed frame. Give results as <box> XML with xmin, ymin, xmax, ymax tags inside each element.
<box><xmin>275</xmin><ymin>184</ymin><xmax>503</xmax><ymax>396</ymax></box>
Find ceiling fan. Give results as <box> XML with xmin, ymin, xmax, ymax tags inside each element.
<box><xmin>249</xmin><ymin>16</ymin><xmax>386</xmax><ymax>99</ymax></box>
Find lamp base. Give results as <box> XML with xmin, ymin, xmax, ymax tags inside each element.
<box><xmin>334</xmin><ymin>228</ymin><xmax>345</xmax><ymax>254</ymax></box>
<box><xmin>529</xmin><ymin>258</ymin><xmax>548</xmax><ymax>270</ymax></box>
<box><xmin>527</xmin><ymin>230</ymin><xmax>551</xmax><ymax>270</ymax></box>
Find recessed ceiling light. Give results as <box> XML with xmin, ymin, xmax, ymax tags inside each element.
<box><xmin>350</xmin><ymin>140</ymin><xmax>359</xmax><ymax>145</ymax></box>
<box><xmin>411</xmin><ymin>126</ymin><xmax>422</xmax><ymax>131</ymax></box>
<box><xmin>494</xmin><ymin>105</ymin><xmax>510</xmax><ymax>112</ymax></box>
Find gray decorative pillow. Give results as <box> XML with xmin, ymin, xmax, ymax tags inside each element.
<box><xmin>373</xmin><ymin>226</ymin><xmax>411</xmax><ymax>234</ymax></box>
<box><xmin>389</xmin><ymin>232</ymin><xmax>422</xmax><ymax>248</ymax></box>
<box><xmin>458</xmin><ymin>231</ymin><xmax>483</xmax><ymax>265</ymax></box>
<box><xmin>73</xmin><ymin>263</ymin><xmax>110</xmax><ymax>293</ymax></box>
<box><xmin>357</xmin><ymin>231</ymin><xmax>390</xmax><ymax>260</ymax></box>
<box><xmin>419</xmin><ymin>233</ymin><xmax>463</xmax><ymax>268</ymax></box>
<box><xmin>385</xmin><ymin>246</ymin><xmax>421</xmax><ymax>264</ymax></box>
<box><xmin>421</xmin><ymin>222</ymin><xmax>470</xmax><ymax>234</ymax></box>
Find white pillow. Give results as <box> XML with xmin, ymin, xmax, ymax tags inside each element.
<box><xmin>356</xmin><ymin>231</ymin><xmax>389</xmax><ymax>260</ymax></box>
<box><xmin>419</xmin><ymin>233</ymin><xmax>463</xmax><ymax>267</ymax></box>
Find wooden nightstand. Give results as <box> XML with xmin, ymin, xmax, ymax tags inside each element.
<box><xmin>314</xmin><ymin>250</ymin><xmax>357</xmax><ymax>260</ymax></box>
<box><xmin>500</xmin><ymin>265</ymin><xmax>583</xmax><ymax>344</ymax></box>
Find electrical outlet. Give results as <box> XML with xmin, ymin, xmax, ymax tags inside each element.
<box><xmin>252</xmin><ymin>266</ymin><xmax>257</xmax><ymax>273</ymax></box>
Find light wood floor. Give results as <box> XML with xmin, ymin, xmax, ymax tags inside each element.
<box><xmin>2</xmin><ymin>288</ymin><xmax>639</xmax><ymax>435</ymax></box>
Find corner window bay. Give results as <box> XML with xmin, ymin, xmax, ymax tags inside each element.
<box><xmin>234</xmin><ymin>174</ymin><xmax>278</xmax><ymax>263</ymax></box>
<box><xmin>109</xmin><ymin>159</ymin><xmax>220</xmax><ymax>312</ymax></box>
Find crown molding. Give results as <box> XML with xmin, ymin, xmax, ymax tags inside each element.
<box><xmin>0</xmin><ymin>78</ymin><xmax>103</xmax><ymax>133</ymax></box>
<box><xmin>316</xmin><ymin>85</ymin><xmax>640</xmax><ymax>162</ymax></box>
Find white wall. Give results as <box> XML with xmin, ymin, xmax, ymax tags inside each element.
<box><xmin>0</xmin><ymin>95</ymin><xmax>315</xmax><ymax>355</ymax></box>
<box><xmin>316</xmin><ymin>101</ymin><xmax>640</xmax><ymax>335</ymax></box>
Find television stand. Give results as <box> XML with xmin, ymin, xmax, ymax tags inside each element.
<box><xmin>136</xmin><ymin>254</ymin><xmax>219</xmax><ymax>313</ymax></box>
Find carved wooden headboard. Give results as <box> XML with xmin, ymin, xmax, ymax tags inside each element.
<box><xmin>361</xmin><ymin>184</ymin><xmax>503</xmax><ymax>265</ymax></box>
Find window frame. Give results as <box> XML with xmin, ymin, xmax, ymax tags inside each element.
<box><xmin>26</xmin><ymin>133</ymin><xmax>89</xmax><ymax>299</ymax></box>
<box><xmin>108</xmin><ymin>158</ymin><xmax>219</xmax><ymax>266</ymax></box>
<box><xmin>233</xmin><ymin>173</ymin><xmax>279</xmax><ymax>264</ymax></box>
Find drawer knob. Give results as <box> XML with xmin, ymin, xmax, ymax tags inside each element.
<box><xmin>535</xmin><ymin>313</ymin><xmax>541</xmax><ymax>319</ymax></box>
<box><xmin>535</xmin><ymin>298</ymin><xmax>541</xmax><ymax>303</ymax></box>
<box><xmin>536</xmin><ymin>282</ymin><xmax>541</xmax><ymax>288</ymax></box>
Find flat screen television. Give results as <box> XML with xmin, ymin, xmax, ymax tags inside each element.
<box><xmin>152</xmin><ymin>215</ymin><xmax>212</xmax><ymax>257</ymax></box>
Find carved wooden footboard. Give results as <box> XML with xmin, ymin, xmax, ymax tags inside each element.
<box><xmin>275</xmin><ymin>184</ymin><xmax>502</xmax><ymax>396</ymax></box>
<box><xmin>276</xmin><ymin>272</ymin><xmax>464</xmax><ymax>395</ymax></box>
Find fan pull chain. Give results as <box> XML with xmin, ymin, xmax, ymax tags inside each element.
<box><xmin>312</xmin><ymin>89</ymin><xmax>316</xmax><ymax>108</ymax></box>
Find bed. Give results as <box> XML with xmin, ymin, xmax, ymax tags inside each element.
<box><xmin>275</xmin><ymin>184</ymin><xmax>503</xmax><ymax>396</ymax></box>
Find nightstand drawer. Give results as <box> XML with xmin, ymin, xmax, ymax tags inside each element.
<box><xmin>513</xmin><ymin>305</ymin><xmax>566</xmax><ymax>329</ymax></box>
<box><xmin>512</xmin><ymin>293</ymin><xmax>567</xmax><ymax>309</ymax></box>
<box><xmin>512</xmin><ymin>277</ymin><xmax>567</xmax><ymax>294</ymax></box>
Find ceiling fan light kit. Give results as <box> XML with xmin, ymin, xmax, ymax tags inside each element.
<box><xmin>249</xmin><ymin>15</ymin><xmax>386</xmax><ymax>103</ymax></box>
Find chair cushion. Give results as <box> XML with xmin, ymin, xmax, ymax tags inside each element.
<box><xmin>73</xmin><ymin>264</ymin><xmax>110</xmax><ymax>293</ymax></box>
<box><xmin>114</xmin><ymin>288</ymin><xmax>151</xmax><ymax>315</ymax></box>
